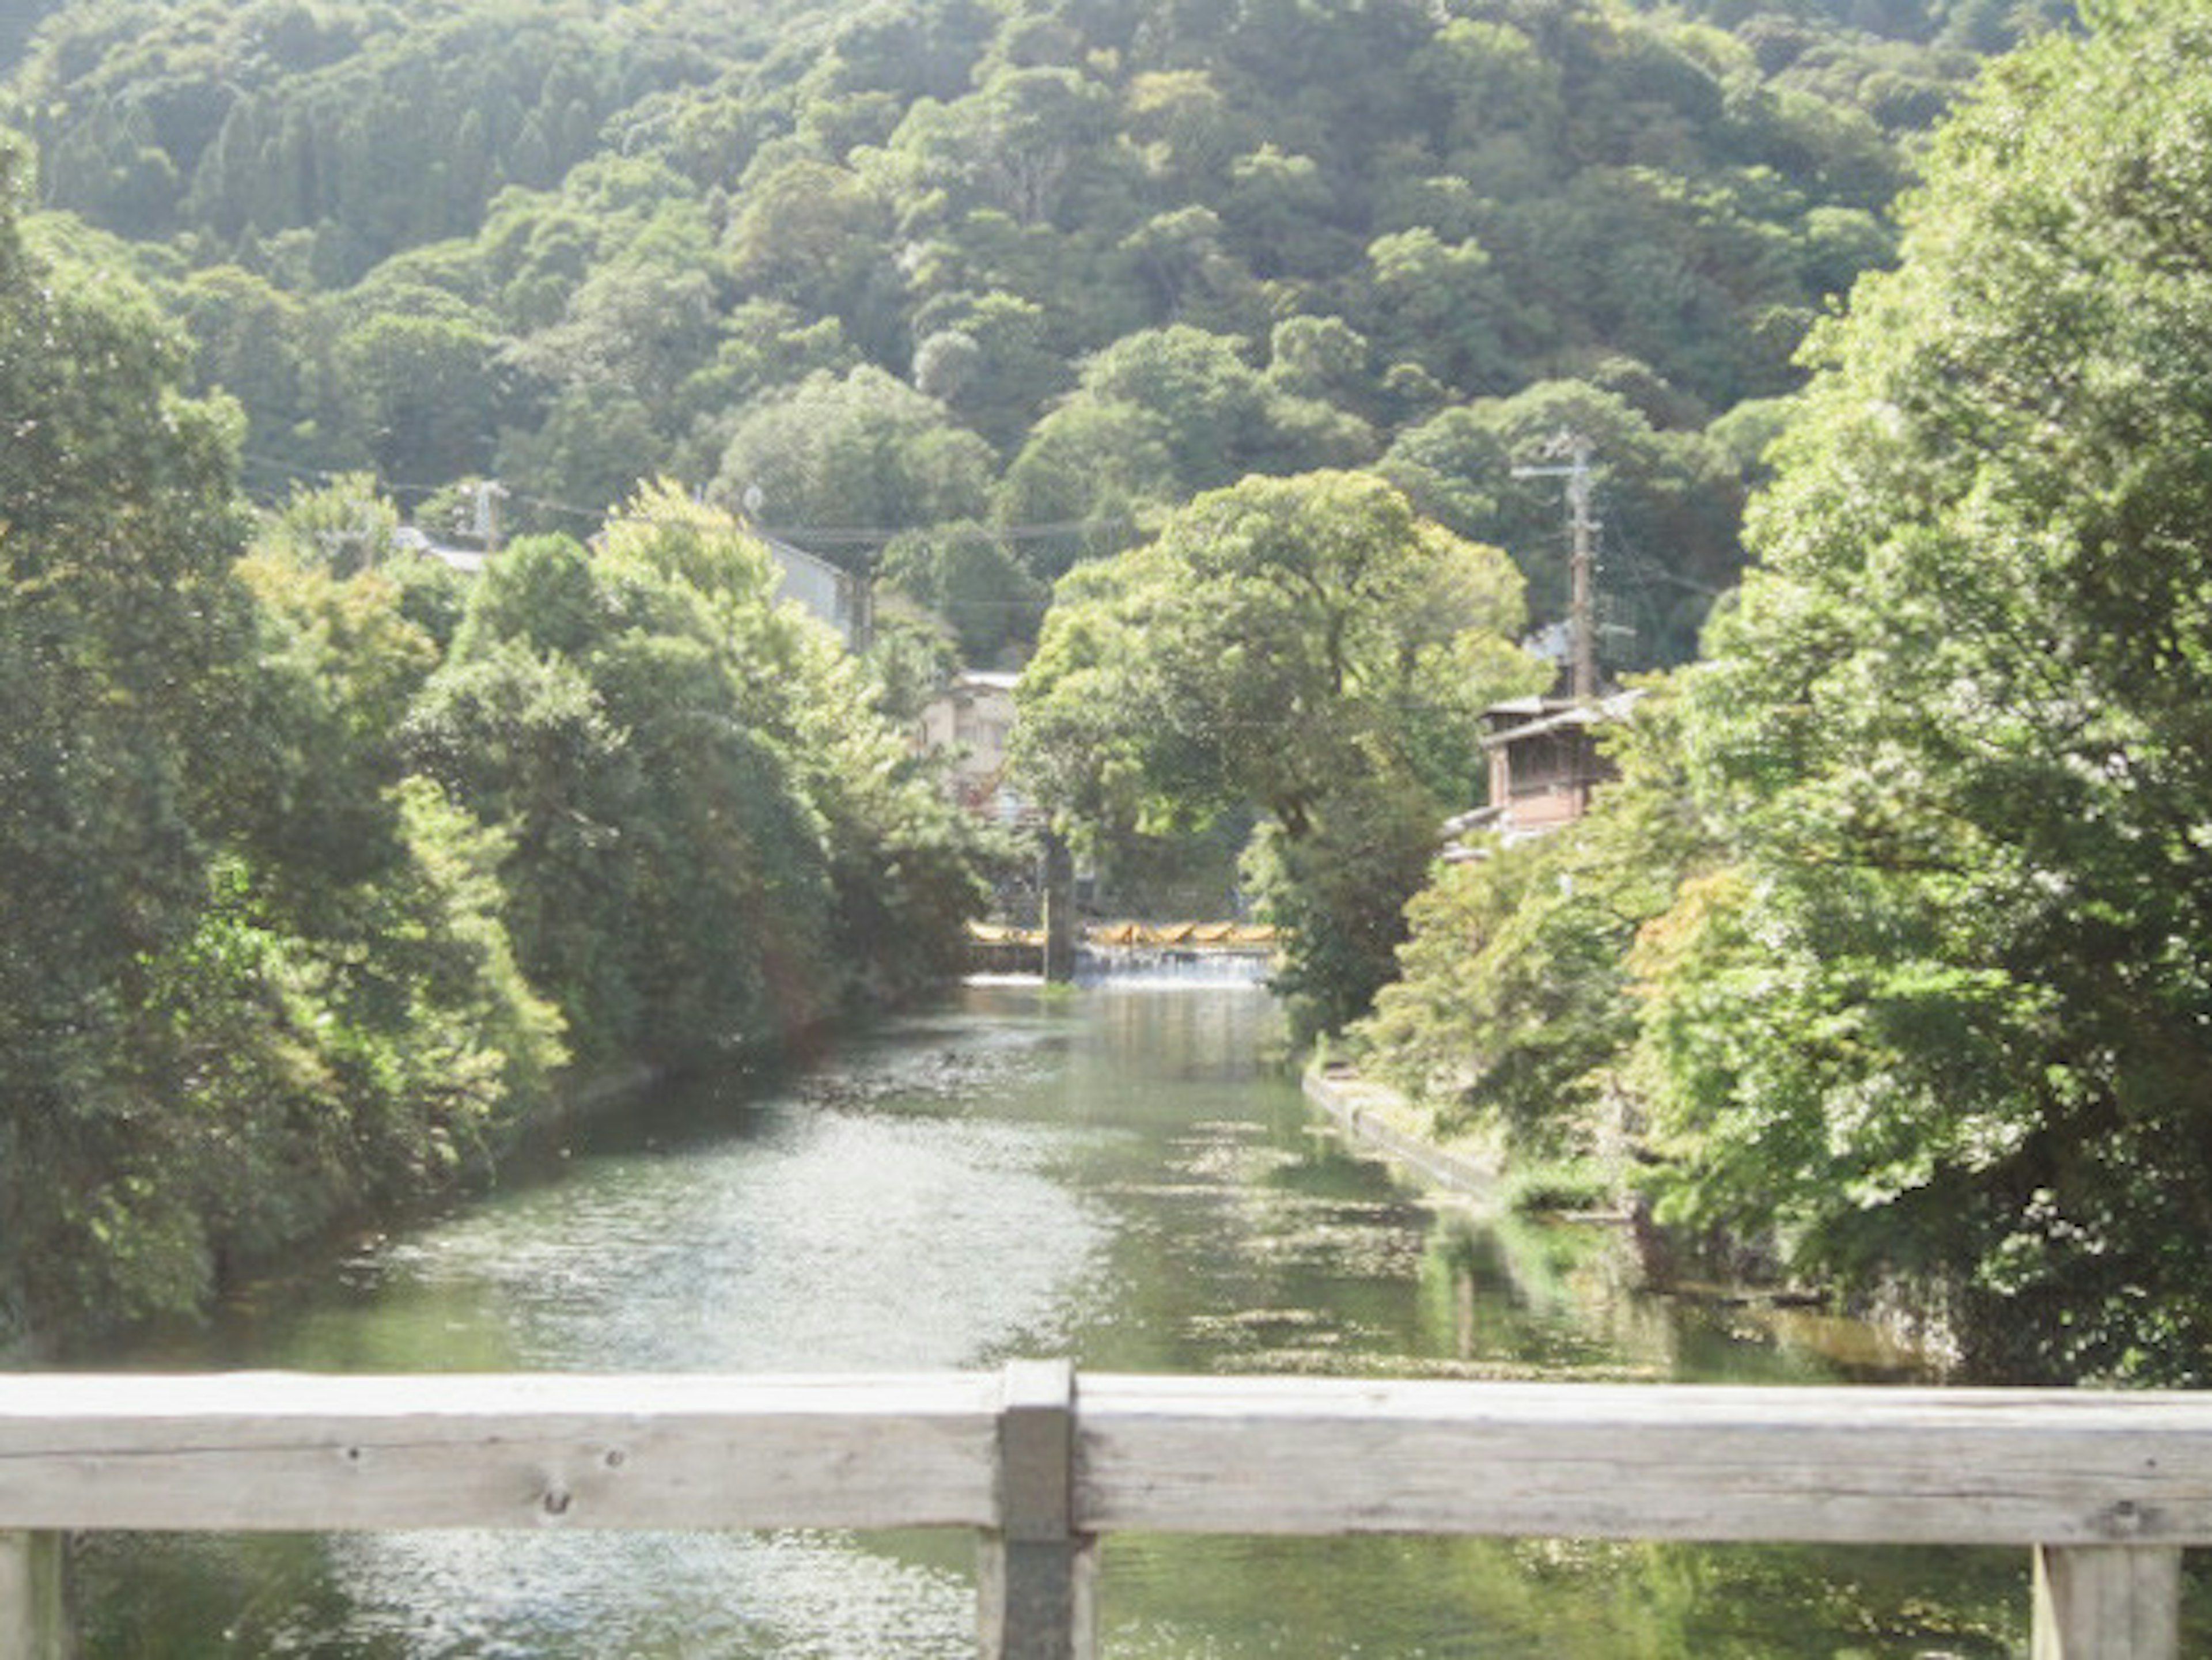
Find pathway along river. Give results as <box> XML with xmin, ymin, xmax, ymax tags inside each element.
<box><xmin>77</xmin><ymin>974</ymin><xmax>2043</xmax><ymax>1657</ymax></box>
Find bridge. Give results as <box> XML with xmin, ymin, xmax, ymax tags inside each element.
<box><xmin>2</xmin><ymin>1363</ymin><xmax>2204</xmax><ymax>1657</ymax></box>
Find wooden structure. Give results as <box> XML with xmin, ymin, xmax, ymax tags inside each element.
<box><xmin>3</xmin><ymin>1365</ymin><xmax>2205</xmax><ymax>1657</ymax></box>
<box><xmin>1447</xmin><ymin>689</ymin><xmax>1641</xmax><ymax>855</ymax></box>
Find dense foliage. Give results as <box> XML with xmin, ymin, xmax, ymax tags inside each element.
<box><xmin>410</xmin><ymin>482</ymin><xmax>993</xmax><ymax>1064</ymax></box>
<box><xmin>2</xmin><ymin>0</ymin><xmax>2044</xmax><ymax>666</ymax></box>
<box><xmin>1358</xmin><ymin>693</ymin><xmax>1699</xmax><ymax>1146</ymax></box>
<box><xmin>0</xmin><ymin>145</ymin><xmax>558</xmax><ymax>1339</ymax></box>
<box><xmin>7</xmin><ymin>0</ymin><xmax>2124</xmax><ymax>1360</ymax></box>
<box><xmin>1637</xmin><ymin>0</ymin><xmax>2212</xmax><ymax>1382</ymax></box>
<box><xmin>1017</xmin><ymin>471</ymin><xmax>1543</xmax><ymax>1031</ymax></box>
<box><xmin>0</xmin><ymin>146</ymin><xmax>988</xmax><ymax>1345</ymax></box>
<box><xmin>1362</xmin><ymin>2</ymin><xmax>2212</xmax><ymax>1384</ymax></box>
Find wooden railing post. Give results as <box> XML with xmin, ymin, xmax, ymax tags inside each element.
<box><xmin>978</xmin><ymin>1360</ymin><xmax>1095</xmax><ymax>1660</ymax></box>
<box><xmin>0</xmin><ymin>1530</ymin><xmax>69</xmax><ymax>1659</ymax></box>
<box><xmin>2032</xmin><ymin>1545</ymin><xmax>2181</xmax><ymax>1660</ymax></box>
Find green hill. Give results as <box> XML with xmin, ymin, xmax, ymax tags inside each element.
<box><xmin>6</xmin><ymin>0</ymin><xmax>2061</xmax><ymax>663</ymax></box>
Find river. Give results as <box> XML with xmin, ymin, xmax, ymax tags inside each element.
<box><xmin>73</xmin><ymin>975</ymin><xmax>2043</xmax><ymax>1656</ymax></box>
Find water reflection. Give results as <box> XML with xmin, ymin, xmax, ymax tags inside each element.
<box><xmin>75</xmin><ymin>981</ymin><xmax>2032</xmax><ymax>1657</ymax></box>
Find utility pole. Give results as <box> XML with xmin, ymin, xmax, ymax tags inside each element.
<box><xmin>472</xmin><ymin>479</ymin><xmax>508</xmax><ymax>556</ymax></box>
<box><xmin>1512</xmin><ymin>434</ymin><xmax>1600</xmax><ymax>703</ymax></box>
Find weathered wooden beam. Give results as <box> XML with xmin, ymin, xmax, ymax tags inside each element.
<box><xmin>8</xmin><ymin>1373</ymin><xmax>2212</xmax><ymax>1548</ymax></box>
<box><xmin>0</xmin><ymin>1530</ymin><xmax>69</xmax><ymax>1659</ymax></box>
<box><xmin>1076</xmin><ymin>1377</ymin><xmax>2212</xmax><ymax>1545</ymax></box>
<box><xmin>1</xmin><ymin>1359</ymin><xmax>2207</xmax><ymax>1660</ymax></box>
<box><xmin>979</xmin><ymin>1360</ymin><xmax>1096</xmax><ymax>1660</ymax></box>
<box><xmin>0</xmin><ymin>1373</ymin><xmax>1001</xmax><ymax>1533</ymax></box>
<box><xmin>2033</xmin><ymin>1545</ymin><xmax>2181</xmax><ymax>1660</ymax></box>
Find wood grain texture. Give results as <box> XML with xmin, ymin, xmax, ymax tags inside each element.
<box><xmin>3</xmin><ymin>1369</ymin><xmax>2208</xmax><ymax>1555</ymax></box>
<box><xmin>980</xmin><ymin>1359</ymin><xmax>1096</xmax><ymax>1659</ymax></box>
<box><xmin>0</xmin><ymin>1373</ymin><xmax>1001</xmax><ymax>1532</ymax></box>
<box><xmin>976</xmin><ymin>1534</ymin><xmax>1098</xmax><ymax>1660</ymax></box>
<box><xmin>0</xmin><ymin>1532</ymin><xmax>68</xmax><ymax>1659</ymax></box>
<box><xmin>1075</xmin><ymin>1377</ymin><xmax>2212</xmax><ymax>1545</ymax></box>
<box><xmin>2034</xmin><ymin>1546</ymin><xmax>2181</xmax><ymax>1660</ymax></box>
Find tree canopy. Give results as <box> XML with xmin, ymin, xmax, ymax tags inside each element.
<box><xmin>0</xmin><ymin>128</ymin><xmax>993</xmax><ymax>1343</ymax></box>
<box><xmin>1017</xmin><ymin>470</ymin><xmax>1543</xmax><ymax>1030</ymax></box>
<box><xmin>1361</xmin><ymin>1</ymin><xmax>2212</xmax><ymax>1385</ymax></box>
<box><xmin>1634</xmin><ymin>1</ymin><xmax>2212</xmax><ymax>1382</ymax></box>
<box><xmin>2</xmin><ymin>0</ymin><xmax>2048</xmax><ymax>672</ymax></box>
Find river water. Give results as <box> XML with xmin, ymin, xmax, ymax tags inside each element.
<box><xmin>75</xmin><ymin>976</ymin><xmax>2041</xmax><ymax>1657</ymax></box>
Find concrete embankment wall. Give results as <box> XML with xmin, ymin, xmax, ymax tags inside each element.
<box><xmin>1301</xmin><ymin>1068</ymin><xmax>1499</xmax><ymax>1202</ymax></box>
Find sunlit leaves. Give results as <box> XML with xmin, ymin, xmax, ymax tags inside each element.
<box><xmin>1635</xmin><ymin>11</ymin><xmax>2212</xmax><ymax>1380</ymax></box>
<box><xmin>1019</xmin><ymin>470</ymin><xmax>1543</xmax><ymax>1030</ymax></box>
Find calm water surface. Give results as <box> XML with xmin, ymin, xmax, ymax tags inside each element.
<box><xmin>75</xmin><ymin>977</ymin><xmax>2042</xmax><ymax>1656</ymax></box>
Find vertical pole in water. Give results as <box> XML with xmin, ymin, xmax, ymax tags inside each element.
<box><xmin>0</xmin><ymin>1532</ymin><xmax>69</xmax><ymax>1659</ymax></box>
<box><xmin>1041</xmin><ymin>832</ymin><xmax>1077</xmax><ymax>984</ymax></box>
<box><xmin>978</xmin><ymin>1360</ymin><xmax>1094</xmax><ymax>1660</ymax></box>
<box><xmin>2032</xmin><ymin>1545</ymin><xmax>2181</xmax><ymax>1659</ymax></box>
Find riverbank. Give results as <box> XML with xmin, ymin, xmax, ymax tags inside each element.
<box><xmin>21</xmin><ymin>990</ymin><xmax>928</xmax><ymax>1363</ymax></box>
<box><xmin>1301</xmin><ymin>1060</ymin><xmax>1965</xmax><ymax>1390</ymax></box>
<box><xmin>1301</xmin><ymin>1063</ymin><xmax>1502</xmax><ymax>1200</ymax></box>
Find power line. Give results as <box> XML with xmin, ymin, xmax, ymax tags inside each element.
<box><xmin>236</xmin><ymin>450</ymin><xmax>1139</xmax><ymax>551</ymax></box>
<box><xmin>756</xmin><ymin>518</ymin><xmax>1135</xmax><ymax>547</ymax></box>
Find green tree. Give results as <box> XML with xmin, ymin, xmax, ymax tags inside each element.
<box><xmin>188</xmin><ymin>528</ymin><xmax>566</xmax><ymax>1288</ymax></box>
<box><xmin>1357</xmin><ymin>688</ymin><xmax>1703</xmax><ymax>1155</ymax></box>
<box><xmin>710</xmin><ymin>367</ymin><xmax>995</xmax><ymax>547</ymax></box>
<box><xmin>1018</xmin><ymin>471</ymin><xmax>1543</xmax><ymax>1031</ymax></box>
<box><xmin>1070</xmin><ymin>325</ymin><xmax>1267</xmax><ymax>487</ymax></box>
<box><xmin>1382</xmin><ymin>380</ymin><xmax>1746</xmax><ymax>665</ymax></box>
<box><xmin>1633</xmin><ymin>5</ymin><xmax>2212</xmax><ymax>1383</ymax></box>
<box><xmin>724</xmin><ymin>156</ymin><xmax>902</xmax><ymax>356</ymax></box>
<box><xmin>509</xmin><ymin>256</ymin><xmax>721</xmax><ymax>415</ymax></box>
<box><xmin>1363</xmin><ymin>226</ymin><xmax>1515</xmax><ymax>396</ymax></box>
<box><xmin>331</xmin><ymin>308</ymin><xmax>505</xmax><ymax>486</ymax></box>
<box><xmin>910</xmin><ymin>289</ymin><xmax>1070</xmax><ymax>454</ymax></box>
<box><xmin>172</xmin><ymin>263</ymin><xmax>313</xmax><ymax>463</ymax></box>
<box><xmin>994</xmin><ymin>397</ymin><xmax>1172</xmax><ymax>575</ymax></box>
<box><xmin>0</xmin><ymin>160</ymin><xmax>559</xmax><ymax>1340</ymax></box>
<box><xmin>412</xmin><ymin>483</ymin><xmax>990</xmax><ymax>1062</ymax></box>
<box><xmin>0</xmin><ymin>134</ymin><xmax>253</xmax><ymax>1335</ymax></box>
<box><xmin>891</xmin><ymin>66</ymin><xmax>1119</xmax><ymax>227</ymax></box>
<box><xmin>879</xmin><ymin>521</ymin><xmax>1046</xmax><ymax>665</ymax></box>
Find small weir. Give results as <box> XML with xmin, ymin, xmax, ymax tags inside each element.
<box><xmin>1073</xmin><ymin>943</ymin><xmax>1271</xmax><ymax>987</ymax></box>
<box><xmin>964</xmin><ymin>920</ymin><xmax>1274</xmax><ymax>982</ymax></box>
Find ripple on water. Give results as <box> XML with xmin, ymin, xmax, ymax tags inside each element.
<box><xmin>355</xmin><ymin>1109</ymin><xmax>1113</xmax><ymax>1373</ymax></box>
<box><xmin>319</xmin><ymin>1529</ymin><xmax>976</xmax><ymax>1659</ymax></box>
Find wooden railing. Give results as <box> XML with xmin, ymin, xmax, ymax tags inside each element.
<box><xmin>3</xmin><ymin>1363</ymin><xmax>2208</xmax><ymax>1658</ymax></box>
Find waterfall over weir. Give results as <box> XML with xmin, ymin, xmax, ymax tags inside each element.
<box><xmin>1074</xmin><ymin>945</ymin><xmax>1272</xmax><ymax>988</ymax></box>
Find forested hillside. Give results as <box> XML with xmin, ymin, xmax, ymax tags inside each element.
<box><xmin>6</xmin><ymin>0</ymin><xmax>2043</xmax><ymax>666</ymax></box>
<box><xmin>1358</xmin><ymin>2</ymin><xmax>2212</xmax><ymax>1386</ymax></box>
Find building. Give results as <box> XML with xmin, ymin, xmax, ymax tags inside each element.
<box><xmin>761</xmin><ymin>534</ymin><xmax>871</xmax><ymax>650</ymax></box>
<box><xmin>391</xmin><ymin>525</ymin><xmax>486</xmax><ymax>575</ymax></box>
<box><xmin>1444</xmin><ymin>689</ymin><xmax>1641</xmax><ymax>858</ymax></box>
<box><xmin>916</xmin><ymin>671</ymin><xmax>1030</xmax><ymax>823</ymax></box>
